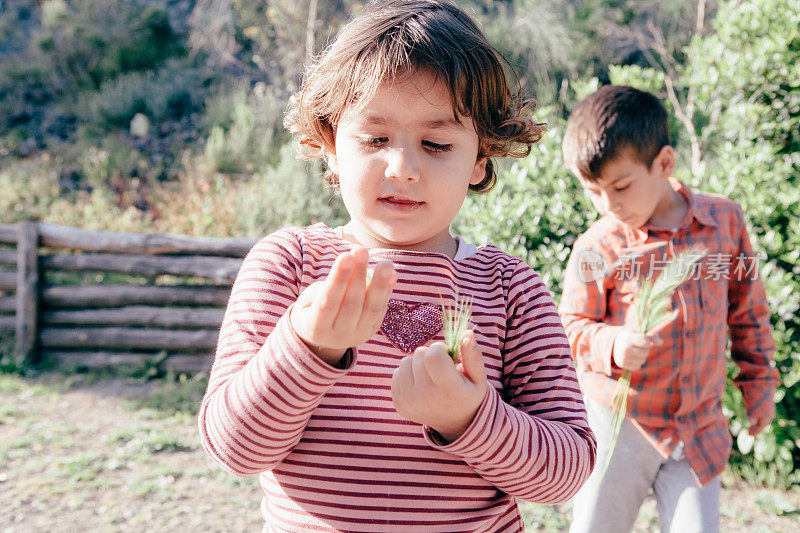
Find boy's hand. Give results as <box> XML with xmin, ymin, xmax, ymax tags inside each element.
<box><xmin>290</xmin><ymin>247</ymin><xmax>396</xmax><ymax>366</ymax></box>
<box><xmin>391</xmin><ymin>331</ymin><xmax>488</xmax><ymax>442</ymax></box>
<box><xmin>747</xmin><ymin>414</ymin><xmax>772</xmax><ymax>436</ymax></box>
<box><xmin>612</xmin><ymin>327</ymin><xmax>662</xmax><ymax>371</ymax></box>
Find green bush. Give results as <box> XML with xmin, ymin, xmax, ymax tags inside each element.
<box><xmin>235</xmin><ymin>144</ymin><xmax>348</xmax><ymax>237</ymax></box>
<box><xmin>34</xmin><ymin>0</ymin><xmax>184</xmax><ymax>92</ymax></box>
<box><xmin>80</xmin><ymin>59</ymin><xmax>204</xmax><ymax>129</ymax></box>
<box><xmin>681</xmin><ymin>0</ymin><xmax>800</xmax><ymax>487</ymax></box>
<box><xmin>455</xmin><ymin>115</ymin><xmax>594</xmax><ymax>294</ymax></box>
<box><xmin>0</xmin><ymin>151</ymin><xmax>153</xmax><ymax>231</ymax></box>
<box><xmin>203</xmin><ymin>82</ymin><xmax>286</xmax><ymax>174</ymax></box>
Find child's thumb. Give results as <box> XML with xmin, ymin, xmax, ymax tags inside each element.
<box><xmin>458</xmin><ymin>330</ymin><xmax>486</xmax><ymax>385</ymax></box>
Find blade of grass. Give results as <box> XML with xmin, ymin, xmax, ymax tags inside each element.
<box><xmin>442</xmin><ymin>294</ymin><xmax>473</xmax><ymax>363</ymax></box>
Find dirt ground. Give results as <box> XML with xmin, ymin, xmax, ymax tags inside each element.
<box><xmin>1</xmin><ymin>372</ymin><xmax>798</xmax><ymax>532</ymax></box>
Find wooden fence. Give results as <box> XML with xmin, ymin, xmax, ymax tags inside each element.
<box><xmin>0</xmin><ymin>222</ymin><xmax>258</xmax><ymax>373</ymax></box>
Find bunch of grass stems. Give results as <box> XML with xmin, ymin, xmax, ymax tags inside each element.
<box><xmin>599</xmin><ymin>246</ymin><xmax>707</xmax><ymax>479</ymax></box>
<box><xmin>442</xmin><ymin>294</ymin><xmax>473</xmax><ymax>363</ymax></box>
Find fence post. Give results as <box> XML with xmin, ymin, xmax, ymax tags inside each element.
<box><xmin>15</xmin><ymin>222</ymin><xmax>40</xmax><ymax>365</ymax></box>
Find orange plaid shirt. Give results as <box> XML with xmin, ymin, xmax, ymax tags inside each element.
<box><xmin>559</xmin><ymin>178</ymin><xmax>779</xmax><ymax>486</ymax></box>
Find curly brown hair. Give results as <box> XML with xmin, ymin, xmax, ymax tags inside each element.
<box><xmin>284</xmin><ymin>0</ymin><xmax>544</xmax><ymax>192</ymax></box>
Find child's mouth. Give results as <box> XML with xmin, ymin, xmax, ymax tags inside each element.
<box><xmin>379</xmin><ymin>196</ymin><xmax>423</xmax><ymax>211</ymax></box>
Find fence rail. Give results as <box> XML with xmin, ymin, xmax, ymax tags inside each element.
<box><xmin>0</xmin><ymin>222</ymin><xmax>258</xmax><ymax>373</ymax></box>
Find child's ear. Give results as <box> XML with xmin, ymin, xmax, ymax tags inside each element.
<box><xmin>655</xmin><ymin>146</ymin><xmax>675</xmax><ymax>179</ymax></box>
<box><xmin>469</xmin><ymin>157</ymin><xmax>488</xmax><ymax>186</ymax></box>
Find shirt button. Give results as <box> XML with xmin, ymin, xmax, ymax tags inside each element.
<box><xmin>682</xmin><ymin>376</ymin><xmax>690</xmax><ymax>384</ymax></box>
<box><xmin>686</xmin><ymin>331</ymin><xmax>694</xmax><ymax>338</ymax></box>
<box><xmin>677</xmin><ymin>415</ymin><xmax>686</xmax><ymax>423</ymax></box>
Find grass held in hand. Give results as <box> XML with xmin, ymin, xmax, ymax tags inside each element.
<box><xmin>442</xmin><ymin>295</ymin><xmax>473</xmax><ymax>363</ymax></box>
<box><xmin>600</xmin><ymin>245</ymin><xmax>707</xmax><ymax>479</ymax></box>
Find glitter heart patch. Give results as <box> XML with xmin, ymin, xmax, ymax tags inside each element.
<box><xmin>380</xmin><ymin>299</ymin><xmax>443</xmax><ymax>353</ymax></box>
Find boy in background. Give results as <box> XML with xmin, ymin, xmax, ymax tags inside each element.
<box><xmin>559</xmin><ymin>85</ymin><xmax>779</xmax><ymax>532</ymax></box>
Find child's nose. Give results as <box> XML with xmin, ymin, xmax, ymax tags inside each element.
<box><xmin>384</xmin><ymin>148</ymin><xmax>420</xmax><ymax>182</ymax></box>
<box><xmin>600</xmin><ymin>191</ymin><xmax>617</xmax><ymax>214</ymax></box>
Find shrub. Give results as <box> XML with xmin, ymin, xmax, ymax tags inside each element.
<box><xmin>235</xmin><ymin>143</ymin><xmax>348</xmax><ymax>237</ymax></box>
<box><xmin>0</xmin><ymin>153</ymin><xmax>152</xmax><ymax>232</ymax></box>
<box><xmin>455</xmin><ymin>114</ymin><xmax>594</xmax><ymax>294</ymax></box>
<box><xmin>202</xmin><ymin>82</ymin><xmax>286</xmax><ymax>174</ymax></box>
<box><xmin>80</xmin><ymin>59</ymin><xmax>204</xmax><ymax>129</ymax></box>
<box><xmin>34</xmin><ymin>0</ymin><xmax>184</xmax><ymax>92</ymax></box>
<box><xmin>681</xmin><ymin>0</ymin><xmax>800</xmax><ymax>487</ymax></box>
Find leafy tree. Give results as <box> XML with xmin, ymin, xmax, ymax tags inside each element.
<box><xmin>681</xmin><ymin>0</ymin><xmax>800</xmax><ymax>486</ymax></box>
<box><xmin>455</xmin><ymin>112</ymin><xmax>593</xmax><ymax>294</ymax></box>
<box><xmin>228</xmin><ymin>0</ymin><xmax>363</xmax><ymax>94</ymax></box>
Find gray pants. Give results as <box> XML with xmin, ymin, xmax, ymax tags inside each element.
<box><xmin>570</xmin><ymin>399</ymin><xmax>720</xmax><ymax>533</ymax></box>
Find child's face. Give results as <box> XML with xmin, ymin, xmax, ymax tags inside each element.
<box><xmin>574</xmin><ymin>147</ymin><xmax>675</xmax><ymax>229</ymax></box>
<box><xmin>329</xmin><ymin>71</ymin><xmax>486</xmax><ymax>255</ymax></box>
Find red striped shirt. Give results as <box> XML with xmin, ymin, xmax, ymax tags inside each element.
<box><xmin>199</xmin><ymin>224</ymin><xmax>595</xmax><ymax>532</ymax></box>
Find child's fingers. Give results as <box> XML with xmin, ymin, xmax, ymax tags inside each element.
<box><xmin>628</xmin><ymin>331</ymin><xmax>651</xmax><ymax>349</ymax></box>
<box><xmin>747</xmin><ymin>415</ymin><xmax>771</xmax><ymax>436</ymax></box>
<box><xmin>333</xmin><ymin>248</ymin><xmax>369</xmax><ymax>327</ymax></box>
<box><xmin>391</xmin><ymin>355</ymin><xmax>414</xmax><ymax>414</ymax></box>
<box><xmin>422</xmin><ymin>343</ymin><xmax>462</xmax><ymax>390</ymax></box>
<box><xmin>457</xmin><ymin>331</ymin><xmax>486</xmax><ymax>386</ymax></box>
<box><xmin>318</xmin><ymin>252</ymin><xmax>355</xmax><ymax>315</ymax></box>
<box><xmin>412</xmin><ymin>345</ymin><xmax>441</xmax><ymax>389</ymax></box>
<box><xmin>360</xmin><ymin>261</ymin><xmax>395</xmax><ymax>325</ymax></box>
<box><xmin>647</xmin><ymin>334</ymin><xmax>663</xmax><ymax>348</ymax></box>
<box><xmin>366</xmin><ymin>260</ymin><xmax>395</xmax><ymax>290</ymax></box>
<box><xmin>645</xmin><ymin>320</ymin><xmax>672</xmax><ymax>346</ymax></box>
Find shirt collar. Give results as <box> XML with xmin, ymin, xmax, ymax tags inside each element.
<box><xmin>626</xmin><ymin>178</ymin><xmax>718</xmax><ymax>244</ymax></box>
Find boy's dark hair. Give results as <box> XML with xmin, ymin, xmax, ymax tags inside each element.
<box><xmin>285</xmin><ymin>0</ymin><xmax>544</xmax><ymax>192</ymax></box>
<box><xmin>562</xmin><ymin>85</ymin><xmax>670</xmax><ymax>182</ymax></box>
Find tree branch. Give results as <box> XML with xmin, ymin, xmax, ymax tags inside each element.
<box><xmin>305</xmin><ymin>0</ymin><xmax>319</xmax><ymax>58</ymax></box>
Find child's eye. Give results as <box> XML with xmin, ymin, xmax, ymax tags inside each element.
<box><xmin>356</xmin><ymin>136</ymin><xmax>388</xmax><ymax>148</ymax></box>
<box><xmin>422</xmin><ymin>140</ymin><xmax>453</xmax><ymax>153</ymax></box>
<box><xmin>614</xmin><ymin>185</ymin><xmax>630</xmax><ymax>192</ymax></box>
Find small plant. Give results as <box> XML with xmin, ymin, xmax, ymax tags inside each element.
<box><xmin>442</xmin><ymin>294</ymin><xmax>473</xmax><ymax>363</ymax></box>
<box><xmin>600</xmin><ymin>245</ymin><xmax>707</xmax><ymax>478</ymax></box>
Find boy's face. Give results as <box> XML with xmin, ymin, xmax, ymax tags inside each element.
<box><xmin>329</xmin><ymin>71</ymin><xmax>486</xmax><ymax>255</ymax></box>
<box><xmin>573</xmin><ymin>146</ymin><xmax>675</xmax><ymax>229</ymax></box>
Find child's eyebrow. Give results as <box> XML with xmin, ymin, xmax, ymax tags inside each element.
<box><xmin>422</xmin><ymin>118</ymin><xmax>466</xmax><ymax>130</ymax></box>
<box><xmin>608</xmin><ymin>173</ymin><xmax>632</xmax><ymax>184</ymax></box>
<box><xmin>360</xmin><ymin>115</ymin><xmax>466</xmax><ymax>130</ymax></box>
<box><xmin>581</xmin><ymin>173</ymin><xmax>630</xmax><ymax>190</ymax></box>
<box><xmin>592</xmin><ymin>173</ymin><xmax>631</xmax><ymax>187</ymax></box>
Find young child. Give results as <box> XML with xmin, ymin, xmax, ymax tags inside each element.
<box><xmin>198</xmin><ymin>1</ymin><xmax>596</xmax><ymax>531</ymax></box>
<box><xmin>559</xmin><ymin>85</ymin><xmax>780</xmax><ymax>532</ymax></box>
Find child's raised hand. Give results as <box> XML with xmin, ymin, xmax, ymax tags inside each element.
<box><xmin>391</xmin><ymin>330</ymin><xmax>488</xmax><ymax>442</ymax></box>
<box><xmin>290</xmin><ymin>247</ymin><xmax>396</xmax><ymax>365</ymax></box>
<box><xmin>612</xmin><ymin>327</ymin><xmax>663</xmax><ymax>371</ymax></box>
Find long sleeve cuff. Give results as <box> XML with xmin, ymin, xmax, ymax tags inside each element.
<box><xmin>591</xmin><ymin>325</ymin><xmax>623</xmax><ymax>376</ymax></box>
<box><xmin>256</xmin><ymin>306</ymin><xmax>358</xmax><ymax>397</ymax></box>
<box><xmin>739</xmin><ymin>378</ymin><xmax>778</xmax><ymax>422</ymax></box>
<box><xmin>422</xmin><ymin>385</ymin><xmax>503</xmax><ymax>460</ymax></box>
